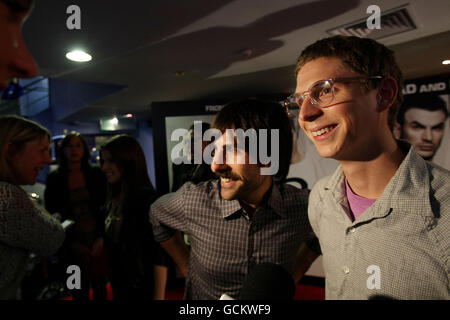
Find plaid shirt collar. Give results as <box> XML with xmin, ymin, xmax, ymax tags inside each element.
<box><xmin>324</xmin><ymin>140</ymin><xmax>434</xmax><ymax>221</ymax></box>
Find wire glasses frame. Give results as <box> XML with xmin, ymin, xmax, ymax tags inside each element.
<box><xmin>284</xmin><ymin>76</ymin><xmax>383</xmax><ymax>116</ymax></box>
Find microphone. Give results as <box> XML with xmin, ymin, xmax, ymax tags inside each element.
<box><xmin>238</xmin><ymin>262</ymin><xmax>296</xmax><ymax>300</ymax></box>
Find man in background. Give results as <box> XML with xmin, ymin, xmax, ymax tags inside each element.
<box><xmin>395</xmin><ymin>94</ymin><xmax>448</xmax><ymax>161</ymax></box>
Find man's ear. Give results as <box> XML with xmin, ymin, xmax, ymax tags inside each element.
<box><xmin>377</xmin><ymin>77</ymin><xmax>398</xmax><ymax>112</ymax></box>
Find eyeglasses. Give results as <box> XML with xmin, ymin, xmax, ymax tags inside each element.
<box><xmin>284</xmin><ymin>76</ymin><xmax>383</xmax><ymax>116</ymax></box>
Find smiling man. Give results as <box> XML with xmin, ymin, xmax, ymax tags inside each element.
<box><xmin>150</xmin><ymin>98</ymin><xmax>319</xmax><ymax>299</ymax></box>
<box><xmin>286</xmin><ymin>35</ymin><xmax>450</xmax><ymax>299</ymax></box>
<box><xmin>395</xmin><ymin>94</ymin><xmax>448</xmax><ymax>161</ymax></box>
<box><xmin>0</xmin><ymin>0</ymin><xmax>38</xmax><ymax>91</ymax></box>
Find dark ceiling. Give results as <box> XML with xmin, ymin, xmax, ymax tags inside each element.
<box><xmin>21</xmin><ymin>0</ymin><xmax>450</xmax><ymax>123</ymax></box>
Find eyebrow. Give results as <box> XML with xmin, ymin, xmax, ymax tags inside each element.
<box><xmin>411</xmin><ymin>121</ymin><xmax>445</xmax><ymax>129</ymax></box>
<box><xmin>411</xmin><ymin>121</ymin><xmax>425</xmax><ymax>128</ymax></box>
<box><xmin>432</xmin><ymin>123</ymin><xmax>445</xmax><ymax>129</ymax></box>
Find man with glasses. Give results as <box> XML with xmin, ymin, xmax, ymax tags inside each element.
<box><xmin>286</xmin><ymin>35</ymin><xmax>449</xmax><ymax>299</ymax></box>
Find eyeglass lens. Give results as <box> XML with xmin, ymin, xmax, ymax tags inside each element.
<box><xmin>309</xmin><ymin>81</ymin><xmax>333</xmax><ymax>106</ymax></box>
<box><xmin>286</xmin><ymin>80</ymin><xmax>334</xmax><ymax>113</ymax></box>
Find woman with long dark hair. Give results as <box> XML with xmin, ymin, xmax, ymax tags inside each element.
<box><xmin>100</xmin><ymin>134</ymin><xmax>168</xmax><ymax>300</ymax></box>
<box><xmin>44</xmin><ymin>132</ymin><xmax>107</xmax><ymax>300</ymax></box>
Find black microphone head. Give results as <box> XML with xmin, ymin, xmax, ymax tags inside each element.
<box><xmin>239</xmin><ymin>262</ymin><xmax>296</xmax><ymax>300</ymax></box>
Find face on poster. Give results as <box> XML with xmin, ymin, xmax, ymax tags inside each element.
<box><xmin>395</xmin><ymin>92</ymin><xmax>449</xmax><ymax>169</ymax></box>
<box><xmin>165</xmin><ymin>114</ymin><xmax>216</xmax><ymax>190</ymax></box>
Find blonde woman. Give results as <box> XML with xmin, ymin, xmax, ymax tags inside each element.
<box><xmin>0</xmin><ymin>115</ymin><xmax>65</xmax><ymax>300</ymax></box>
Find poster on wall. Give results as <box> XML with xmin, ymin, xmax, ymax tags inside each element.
<box><xmin>396</xmin><ymin>74</ymin><xmax>450</xmax><ymax>170</ymax></box>
<box><xmin>152</xmin><ymin>100</ymin><xmax>228</xmax><ymax>194</ymax></box>
<box><xmin>165</xmin><ymin>114</ymin><xmax>217</xmax><ymax>192</ymax></box>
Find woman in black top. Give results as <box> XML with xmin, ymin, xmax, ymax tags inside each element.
<box><xmin>100</xmin><ymin>134</ymin><xmax>168</xmax><ymax>300</ymax></box>
<box><xmin>44</xmin><ymin>132</ymin><xmax>107</xmax><ymax>300</ymax></box>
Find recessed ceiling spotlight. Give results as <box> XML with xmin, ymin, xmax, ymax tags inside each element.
<box><xmin>442</xmin><ymin>60</ymin><xmax>450</xmax><ymax>65</ymax></box>
<box><xmin>66</xmin><ymin>50</ymin><xmax>92</xmax><ymax>62</ymax></box>
<box><xmin>125</xmin><ymin>113</ymin><xmax>133</xmax><ymax>118</ymax></box>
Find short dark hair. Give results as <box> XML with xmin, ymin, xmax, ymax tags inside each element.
<box><xmin>212</xmin><ymin>98</ymin><xmax>293</xmax><ymax>182</ymax></box>
<box><xmin>397</xmin><ymin>94</ymin><xmax>448</xmax><ymax>125</ymax></box>
<box><xmin>295</xmin><ymin>35</ymin><xmax>403</xmax><ymax>130</ymax></box>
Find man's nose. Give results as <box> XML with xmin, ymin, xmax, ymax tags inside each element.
<box><xmin>10</xmin><ymin>34</ymin><xmax>39</xmax><ymax>79</ymax></box>
<box><xmin>298</xmin><ymin>96</ymin><xmax>322</xmax><ymax>123</ymax></box>
<box><xmin>211</xmin><ymin>150</ymin><xmax>228</xmax><ymax>174</ymax></box>
<box><xmin>422</xmin><ymin>128</ymin><xmax>433</xmax><ymax>142</ymax></box>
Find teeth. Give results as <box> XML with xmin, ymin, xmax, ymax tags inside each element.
<box><xmin>221</xmin><ymin>177</ymin><xmax>231</xmax><ymax>183</ymax></box>
<box><xmin>311</xmin><ymin>126</ymin><xmax>334</xmax><ymax>137</ymax></box>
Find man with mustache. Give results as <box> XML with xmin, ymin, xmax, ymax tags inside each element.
<box><xmin>150</xmin><ymin>98</ymin><xmax>319</xmax><ymax>299</ymax></box>
<box><xmin>395</xmin><ymin>94</ymin><xmax>448</xmax><ymax>161</ymax></box>
<box><xmin>286</xmin><ymin>35</ymin><xmax>449</xmax><ymax>299</ymax></box>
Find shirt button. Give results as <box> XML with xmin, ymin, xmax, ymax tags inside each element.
<box><xmin>349</xmin><ymin>227</ymin><xmax>356</xmax><ymax>233</ymax></box>
<box><xmin>343</xmin><ymin>266</ymin><xmax>350</xmax><ymax>274</ymax></box>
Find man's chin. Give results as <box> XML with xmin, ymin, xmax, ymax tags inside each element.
<box><xmin>417</xmin><ymin>151</ymin><xmax>435</xmax><ymax>161</ymax></box>
<box><xmin>220</xmin><ymin>190</ymin><xmax>236</xmax><ymax>200</ymax></box>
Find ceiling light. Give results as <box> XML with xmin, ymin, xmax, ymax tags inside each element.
<box><xmin>124</xmin><ymin>113</ymin><xmax>133</xmax><ymax>118</ymax></box>
<box><xmin>442</xmin><ymin>60</ymin><xmax>450</xmax><ymax>65</ymax></box>
<box><xmin>66</xmin><ymin>50</ymin><xmax>92</xmax><ymax>62</ymax></box>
